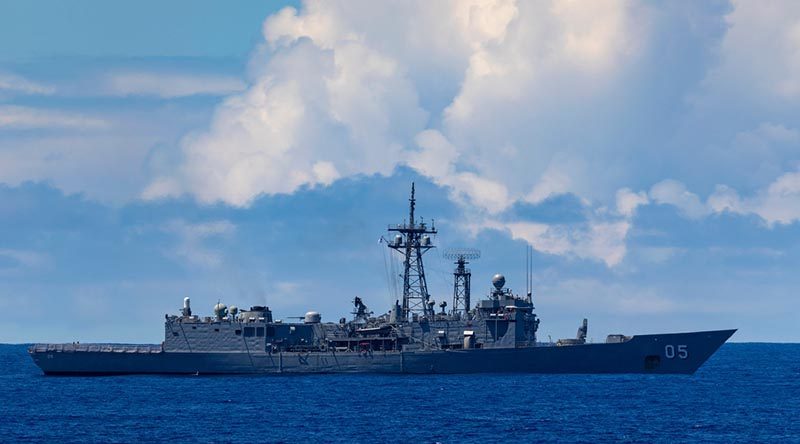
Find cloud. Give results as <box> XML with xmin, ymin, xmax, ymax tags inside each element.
<box><xmin>649</xmin><ymin>179</ymin><xmax>708</xmax><ymax>219</ymax></box>
<box><xmin>0</xmin><ymin>72</ymin><xmax>54</xmax><ymax>95</ymax></box>
<box><xmin>706</xmin><ymin>184</ymin><xmax>742</xmax><ymax>214</ymax></box>
<box><xmin>1</xmin><ymin>1</ymin><xmax>792</xmax><ymax>269</ymax></box>
<box><xmin>101</xmin><ymin>71</ymin><xmax>246</xmax><ymax>98</ymax></box>
<box><xmin>144</xmin><ymin>0</ymin><xmax>651</xmax><ymax>209</ymax></box>
<box><xmin>478</xmin><ymin>217</ymin><xmax>630</xmax><ymax>267</ymax></box>
<box><xmin>0</xmin><ymin>103</ymin><xmax>212</xmax><ymax>202</ymax></box>
<box><xmin>543</xmin><ymin>278</ymin><xmax>677</xmax><ymax>315</ymax></box>
<box><xmin>755</xmin><ymin>171</ymin><xmax>800</xmax><ymax>225</ymax></box>
<box><xmin>705</xmin><ymin>0</ymin><xmax>800</xmax><ymax>100</ymax></box>
<box><xmin>616</xmin><ymin>188</ymin><xmax>649</xmax><ymax>217</ymax></box>
<box><xmin>525</xmin><ymin>162</ymin><xmax>574</xmax><ymax>205</ymax></box>
<box><xmin>268</xmin><ymin>281</ymin><xmax>313</xmax><ymax>309</ymax></box>
<box><xmin>725</xmin><ymin>123</ymin><xmax>800</xmax><ymax>188</ymax></box>
<box><xmin>0</xmin><ymin>249</ymin><xmax>50</xmax><ymax>277</ymax></box>
<box><xmin>146</xmin><ymin>1</ymin><xmax>794</xmax><ymax>268</ymax></box>
<box><xmin>749</xmin><ymin>122</ymin><xmax>800</xmax><ymax>144</ymax></box>
<box><xmin>0</xmin><ymin>105</ymin><xmax>107</xmax><ymax>130</ymax></box>
<box><xmin>709</xmin><ymin>170</ymin><xmax>800</xmax><ymax>226</ymax></box>
<box><xmin>638</xmin><ymin>167</ymin><xmax>800</xmax><ymax>227</ymax></box>
<box><xmin>161</xmin><ymin>219</ymin><xmax>236</xmax><ymax>269</ymax></box>
<box><xmin>144</xmin><ymin>33</ymin><xmax>427</xmax><ymax>206</ymax></box>
<box><xmin>410</xmin><ymin>129</ymin><xmax>511</xmax><ymax>213</ymax></box>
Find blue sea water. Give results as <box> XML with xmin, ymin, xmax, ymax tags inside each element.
<box><xmin>1</xmin><ymin>343</ymin><xmax>798</xmax><ymax>443</ymax></box>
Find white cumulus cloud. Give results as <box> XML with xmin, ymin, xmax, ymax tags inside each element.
<box><xmin>144</xmin><ymin>33</ymin><xmax>427</xmax><ymax>206</ymax></box>
<box><xmin>649</xmin><ymin>179</ymin><xmax>709</xmax><ymax>219</ymax></box>
<box><xmin>709</xmin><ymin>171</ymin><xmax>800</xmax><ymax>226</ymax></box>
<box><xmin>144</xmin><ymin>0</ymin><xmax>649</xmax><ymax>210</ymax></box>
<box><xmin>132</xmin><ymin>0</ymin><xmax>800</xmax><ymax>265</ymax></box>
<box><xmin>706</xmin><ymin>0</ymin><xmax>800</xmax><ymax>100</ymax></box>
<box><xmin>478</xmin><ymin>218</ymin><xmax>631</xmax><ymax>267</ymax></box>
<box><xmin>639</xmin><ymin>167</ymin><xmax>800</xmax><ymax>227</ymax></box>
<box><xmin>410</xmin><ymin>129</ymin><xmax>511</xmax><ymax>213</ymax></box>
<box><xmin>616</xmin><ymin>188</ymin><xmax>649</xmax><ymax>217</ymax></box>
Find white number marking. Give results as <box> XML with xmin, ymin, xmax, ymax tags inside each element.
<box><xmin>664</xmin><ymin>344</ymin><xmax>688</xmax><ymax>359</ymax></box>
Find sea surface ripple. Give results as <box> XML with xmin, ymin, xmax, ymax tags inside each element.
<box><xmin>1</xmin><ymin>343</ymin><xmax>798</xmax><ymax>443</ymax></box>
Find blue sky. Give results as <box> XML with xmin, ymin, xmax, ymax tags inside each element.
<box><xmin>1</xmin><ymin>1</ymin><xmax>799</xmax><ymax>343</ymax></box>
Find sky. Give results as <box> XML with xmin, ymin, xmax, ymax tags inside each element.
<box><xmin>1</xmin><ymin>0</ymin><xmax>799</xmax><ymax>343</ymax></box>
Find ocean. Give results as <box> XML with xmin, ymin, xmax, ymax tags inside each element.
<box><xmin>1</xmin><ymin>343</ymin><xmax>798</xmax><ymax>443</ymax></box>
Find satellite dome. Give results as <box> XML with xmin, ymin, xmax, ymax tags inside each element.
<box><xmin>228</xmin><ymin>306</ymin><xmax>239</xmax><ymax>316</ymax></box>
<box><xmin>492</xmin><ymin>274</ymin><xmax>506</xmax><ymax>290</ymax></box>
<box><xmin>213</xmin><ymin>303</ymin><xmax>228</xmax><ymax>318</ymax></box>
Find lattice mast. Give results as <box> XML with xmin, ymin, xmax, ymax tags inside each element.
<box><xmin>387</xmin><ymin>183</ymin><xmax>437</xmax><ymax>320</ymax></box>
<box><xmin>443</xmin><ymin>248</ymin><xmax>480</xmax><ymax>319</ymax></box>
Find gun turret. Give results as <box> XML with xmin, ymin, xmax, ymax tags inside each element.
<box><xmin>577</xmin><ymin>318</ymin><xmax>588</xmax><ymax>343</ymax></box>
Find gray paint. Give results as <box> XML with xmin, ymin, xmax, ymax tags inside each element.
<box><xmin>28</xmin><ymin>184</ymin><xmax>736</xmax><ymax>376</ymax></box>
<box><xmin>29</xmin><ymin>329</ymin><xmax>735</xmax><ymax>375</ymax></box>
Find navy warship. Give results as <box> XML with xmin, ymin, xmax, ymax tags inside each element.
<box><xmin>30</xmin><ymin>184</ymin><xmax>735</xmax><ymax>375</ymax></box>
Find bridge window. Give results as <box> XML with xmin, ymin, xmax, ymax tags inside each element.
<box><xmin>266</xmin><ymin>326</ymin><xmax>275</xmax><ymax>337</ymax></box>
<box><xmin>256</xmin><ymin>327</ymin><xmax>265</xmax><ymax>337</ymax></box>
<box><xmin>244</xmin><ymin>327</ymin><xmax>255</xmax><ymax>337</ymax></box>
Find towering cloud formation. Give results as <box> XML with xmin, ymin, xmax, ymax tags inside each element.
<box><xmin>144</xmin><ymin>0</ymin><xmax>649</xmax><ymax>209</ymax></box>
<box><xmin>141</xmin><ymin>0</ymin><xmax>800</xmax><ymax>265</ymax></box>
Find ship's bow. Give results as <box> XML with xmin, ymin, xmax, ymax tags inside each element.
<box><xmin>628</xmin><ymin>329</ymin><xmax>737</xmax><ymax>374</ymax></box>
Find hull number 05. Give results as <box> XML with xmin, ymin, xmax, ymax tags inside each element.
<box><xmin>664</xmin><ymin>344</ymin><xmax>688</xmax><ymax>359</ymax></box>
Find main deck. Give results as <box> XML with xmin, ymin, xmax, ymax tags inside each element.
<box><xmin>30</xmin><ymin>329</ymin><xmax>736</xmax><ymax>375</ymax></box>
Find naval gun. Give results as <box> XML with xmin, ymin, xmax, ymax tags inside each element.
<box><xmin>556</xmin><ymin>319</ymin><xmax>588</xmax><ymax>346</ymax></box>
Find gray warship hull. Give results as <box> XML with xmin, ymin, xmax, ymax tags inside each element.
<box><xmin>28</xmin><ymin>185</ymin><xmax>736</xmax><ymax>376</ymax></box>
<box><xmin>30</xmin><ymin>329</ymin><xmax>735</xmax><ymax>375</ymax></box>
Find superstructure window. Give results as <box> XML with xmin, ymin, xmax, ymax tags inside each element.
<box><xmin>234</xmin><ymin>329</ymin><xmax>242</xmax><ymax>336</ymax></box>
<box><xmin>266</xmin><ymin>326</ymin><xmax>275</xmax><ymax>337</ymax></box>
<box><xmin>244</xmin><ymin>327</ymin><xmax>255</xmax><ymax>337</ymax></box>
<box><xmin>256</xmin><ymin>327</ymin><xmax>265</xmax><ymax>337</ymax></box>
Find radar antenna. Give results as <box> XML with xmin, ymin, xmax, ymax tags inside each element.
<box><xmin>387</xmin><ymin>183</ymin><xmax>437</xmax><ymax>320</ymax></box>
<box><xmin>442</xmin><ymin>248</ymin><xmax>481</xmax><ymax>319</ymax></box>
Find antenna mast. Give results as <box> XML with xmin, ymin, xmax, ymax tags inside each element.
<box><xmin>526</xmin><ymin>245</ymin><xmax>533</xmax><ymax>303</ymax></box>
<box><xmin>443</xmin><ymin>248</ymin><xmax>480</xmax><ymax>319</ymax></box>
<box><xmin>387</xmin><ymin>183</ymin><xmax>437</xmax><ymax>321</ymax></box>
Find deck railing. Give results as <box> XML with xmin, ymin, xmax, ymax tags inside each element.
<box><xmin>29</xmin><ymin>343</ymin><xmax>163</xmax><ymax>353</ymax></box>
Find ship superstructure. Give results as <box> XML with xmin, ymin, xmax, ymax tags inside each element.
<box><xmin>29</xmin><ymin>184</ymin><xmax>735</xmax><ymax>375</ymax></box>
